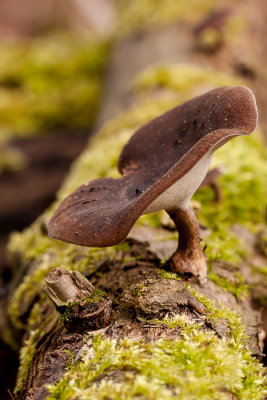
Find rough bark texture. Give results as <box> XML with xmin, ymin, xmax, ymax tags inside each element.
<box><xmin>2</xmin><ymin>1</ymin><xmax>267</xmax><ymax>399</ymax></box>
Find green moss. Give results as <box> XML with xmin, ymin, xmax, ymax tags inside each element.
<box><xmin>128</xmin><ymin>282</ymin><xmax>144</xmax><ymax>299</ymax></box>
<box><xmin>14</xmin><ymin>286</ymin><xmax>106</xmax><ymax>396</ymax></box>
<box><xmin>58</xmin><ymin>302</ymin><xmax>76</xmax><ymax>323</ymax></box>
<box><xmin>148</xmin><ymin>313</ymin><xmax>203</xmax><ymax>331</ymax></box>
<box><xmin>195</xmin><ymin>130</ymin><xmax>267</xmax><ymax>267</ymax></box>
<box><xmin>156</xmin><ymin>269</ymin><xmax>181</xmax><ymax>281</ymax></box>
<box><xmin>64</xmin><ymin>351</ymin><xmax>75</xmax><ymax>370</ymax></box>
<box><xmin>208</xmin><ymin>132</ymin><xmax>267</xmax><ymax>229</ymax></box>
<box><xmin>15</xmin><ymin>329</ymin><xmax>40</xmax><ymax>396</ymax></box>
<box><xmin>45</xmin><ymin>272</ymin><xmax>266</xmax><ymax>399</ymax></box>
<box><xmin>0</xmin><ymin>144</ymin><xmax>27</xmax><ymax>173</ymax></box>
<box><xmin>134</xmin><ymin>64</ymin><xmax>242</xmax><ymax>95</ymax></box>
<box><xmin>117</xmin><ymin>0</ymin><xmax>242</xmax><ymax>37</ymax></box>
<box><xmin>56</xmin><ymin>288</ymin><xmax>105</xmax><ymax>323</ymax></box>
<box><xmin>0</xmin><ymin>34</ymin><xmax>109</xmax><ymax>140</ymax></box>
<box><xmin>46</xmin><ymin>319</ymin><xmax>266</xmax><ymax>400</ymax></box>
<box><xmin>14</xmin><ymin>302</ymin><xmax>57</xmax><ymax>397</ymax></box>
<box><xmin>208</xmin><ymin>271</ymin><xmax>249</xmax><ymax>300</ymax></box>
<box><xmin>187</xmin><ymin>288</ymin><xmax>247</xmax><ymax>346</ymax></box>
<box><xmin>146</xmin><ymin>284</ymin><xmax>248</xmax><ymax>347</ymax></box>
<box><xmin>85</xmin><ymin>288</ymin><xmax>105</xmax><ymax>304</ymax></box>
<box><xmin>138</xmin><ymin>211</ymin><xmax>164</xmax><ymax>228</ymax></box>
<box><xmin>43</xmin><ymin>276</ymin><xmax>267</xmax><ymax>399</ymax></box>
<box><xmin>114</xmin><ymin>242</ymin><xmax>131</xmax><ymax>254</ymax></box>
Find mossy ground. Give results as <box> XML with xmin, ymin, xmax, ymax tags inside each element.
<box><xmin>8</xmin><ymin>53</ymin><xmax>267</xmax><ymax>400</ymax></box>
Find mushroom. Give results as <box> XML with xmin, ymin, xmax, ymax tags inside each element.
<box><xmin>48</xmin><ymin>86</ymin><xmax>257</xmax><ymax>284</ymax></box>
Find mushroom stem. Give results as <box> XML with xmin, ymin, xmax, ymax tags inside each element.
<box><xmin>167</xmin><ymin>207</ymin><xmax>207</xmax><ymax>284</ymax></box>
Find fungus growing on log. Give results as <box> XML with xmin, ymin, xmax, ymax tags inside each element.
<box><xmin>48</xmin><ymin>86</ymin><xmax>257</xmax><ymax>284</ymax></box>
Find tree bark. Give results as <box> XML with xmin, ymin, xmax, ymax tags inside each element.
<box><xmin>2</xmin><ymin>1</ymin><xmax>267</xmax><ymax>399</ymax></box>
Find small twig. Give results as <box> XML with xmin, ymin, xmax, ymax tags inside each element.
<box><xmin>7</xmin><ymin>388</ymin><xmax>15</xmax><ymax>400</ymax></box>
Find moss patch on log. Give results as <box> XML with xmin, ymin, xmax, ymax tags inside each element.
<box><xmin>208</xmin><ymin>271</ymin><xmax>249</xmax><ymax>300</ymax></box>
<box><xmin>14</xmin><ymin>301</ymin><xmax>57</xmax><ymax>396</ymax></box>
<box><xmin>134</xmin><ymin>64</ymin><xmax>243</xmax><ymax>95</ymax></box>
<box><xmin>46</xmin><ymin>301</ymin><xmax>266</xmax><ymax>400</ymax></box>
<box><xmin>117</xmin><ymin>0</ymin><xmax>244</xmax><ymax>40</ymax></box>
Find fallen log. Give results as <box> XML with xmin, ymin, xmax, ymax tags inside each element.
<box><xmin>2</xmin><ymin>1</ymin><xmax>267</xmax><ymax>399</ymax></box>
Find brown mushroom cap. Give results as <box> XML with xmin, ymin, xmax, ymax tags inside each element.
<box><xmin>48</xmin><ymin>86</ymin><xmax>257</xmax><ymax>247</ymax></box>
